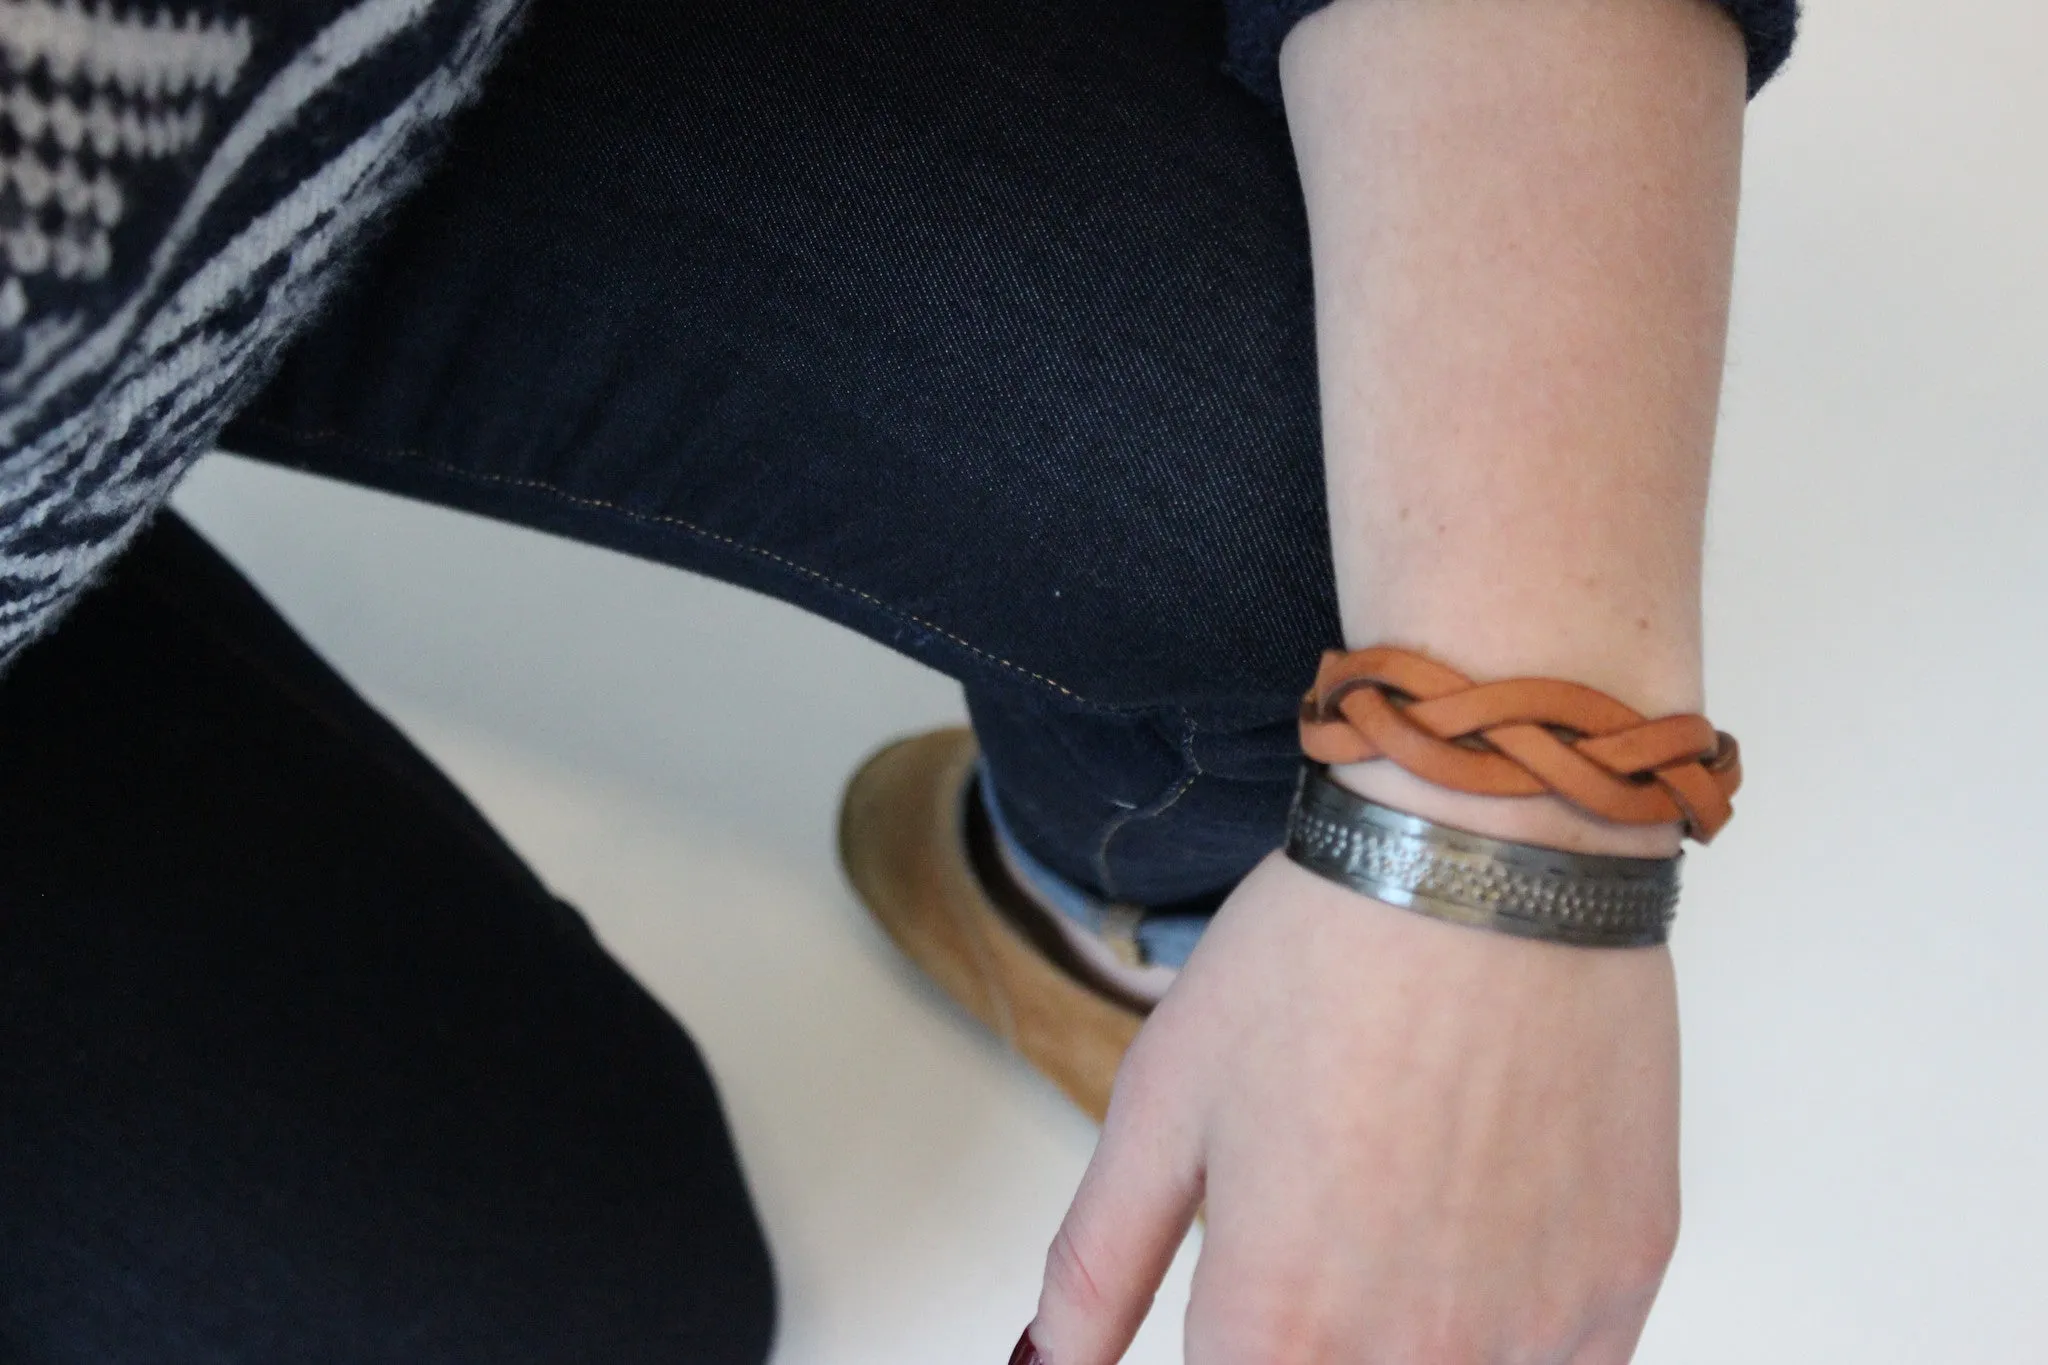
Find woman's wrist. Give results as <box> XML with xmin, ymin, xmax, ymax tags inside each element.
<box><xmin>1327</xmin><ymin>759</ymin><xmax>1686</xmax><ymax>859</ymax></box>
<box><xmin>1318</xmin><ymin>634</ymin><xmax>1705</xmax><ymax>858</ymax></box>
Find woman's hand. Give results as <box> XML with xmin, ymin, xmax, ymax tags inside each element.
<box><xmin>1018</xmin><ymin>0</ymin><xmax>1750</xmax><ymax>1351</ymax></box>
<box><xmin>1024</xmin><ymin>850</ymin><xmax>1681</xmax><ymax>1364</ymax></box>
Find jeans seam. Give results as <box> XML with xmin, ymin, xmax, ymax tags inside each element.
<box><xmin>235</xmin><ymin>418</ymin><xmax>1127</xmax><ymax>710</ymax></box>
<box><xmin>1089</xmin><ymin>707</ymin><xmax>1201</xmax><ymax>902</ymax></box>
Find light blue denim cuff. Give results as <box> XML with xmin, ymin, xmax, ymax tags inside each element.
<box><xmin>976</xmin><ymin>763</ymin><xmax>1206</xmax><ymax>971</ymax></box>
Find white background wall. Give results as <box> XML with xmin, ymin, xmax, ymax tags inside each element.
<box><xmin>174</xmin><ymin>0</ymin><xmax>2048</xmax><ymax>1359</ymax></box>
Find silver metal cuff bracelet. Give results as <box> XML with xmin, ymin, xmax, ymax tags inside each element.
<box><xmin>1283</xmin><ymin>764</ymin><xmax>1681</xmax><ymax>948</ymax></box>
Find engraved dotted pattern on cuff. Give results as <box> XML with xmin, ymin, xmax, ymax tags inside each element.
<box><xmin>1290</xmin><ymin>808</ymin><xmax>1674</xmax><ymax>933</ymax></box>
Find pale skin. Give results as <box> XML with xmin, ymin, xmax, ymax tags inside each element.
<box><xmin>1027</xmin><ymin>0</ymin><xmax>1746</xmax><ymax>1361</ymax></box>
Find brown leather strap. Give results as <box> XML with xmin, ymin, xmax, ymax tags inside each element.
<box><xmin>1298</xmin><ymin>646</ymin><xmax>1742</xmax><ymax>842</ymax></box>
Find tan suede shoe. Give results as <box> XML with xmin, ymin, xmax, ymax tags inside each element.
<box><xmin>837</xmin><ymin>728</ymin><xmax>1150</xmax><ymax>1123</ymax></box>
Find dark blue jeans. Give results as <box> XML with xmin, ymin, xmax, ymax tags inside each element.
<box><xmin>224</xmin><ymin>0</ymin><xmax>1340</xmax><ymax>913</ymax></box>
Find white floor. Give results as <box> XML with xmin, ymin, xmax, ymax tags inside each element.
<box><xmin>170</xmin><ymin>0</ymin><xmax>2048</xmax><ymax>1358</ymax></box>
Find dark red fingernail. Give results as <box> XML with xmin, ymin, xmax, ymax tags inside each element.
<box><xmin>1007</xmin><ymin>1325</ymin><xmax>1043</xmax><ymax>1365</ymax></box>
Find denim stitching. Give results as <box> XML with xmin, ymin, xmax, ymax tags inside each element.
<box><xmin>236</xmin><ymin>418</ymin><xmax>1126</xmax><ymax>708</ymax></box>
<box><xmin>1089</xmin><ymin>707</ymin><xmax>1202</xmax><ymax>901</ymax></box>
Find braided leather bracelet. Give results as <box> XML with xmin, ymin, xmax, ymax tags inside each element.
<box><xmin>1284</xmin><ymin>646</ymin><xmax>1742</xmax><ymax>947</ymax></box>
<box><xmin>1297</xmin><ymin>646</ymin><xmax>1741</xmax><ymax>841</ymax></box>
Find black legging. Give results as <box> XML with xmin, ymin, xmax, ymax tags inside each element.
<box><xmin>0</xmin><ymin>516</ymin><xmax>775</xmax><ymax>1363</ymax></box>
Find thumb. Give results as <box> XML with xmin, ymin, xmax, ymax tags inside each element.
<box><xmin>1021</xmin><ymin>1067</ymin><xmax>1205</xmax><ymax>1365</ymax></box>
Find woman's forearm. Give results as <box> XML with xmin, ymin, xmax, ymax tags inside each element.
<box><xmin>1028</xmin><ymin>16</ymin><xmax>1745</xmax><ymax>1360</ymax></box>
<box><xmin>1281</xmin><ymin>0</ymin><xmax>1747</xmax><ymax>857</ymax></box>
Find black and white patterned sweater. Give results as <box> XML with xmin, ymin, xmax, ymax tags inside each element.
<box><xmin>0</xmin><ymin>0</ymin><xmax>1795</xmax><ymax>674</ymax></box>
<box><xmin>0</xmin><ymin>0</ymin><xmax>524</xmax><ymax>670</ymax></box>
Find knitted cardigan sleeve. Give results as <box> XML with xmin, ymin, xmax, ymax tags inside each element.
<box><xmin>1224</xmin><ymin>0</ymin><xmax>1799</xmax><ymax>105</ymax></box>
